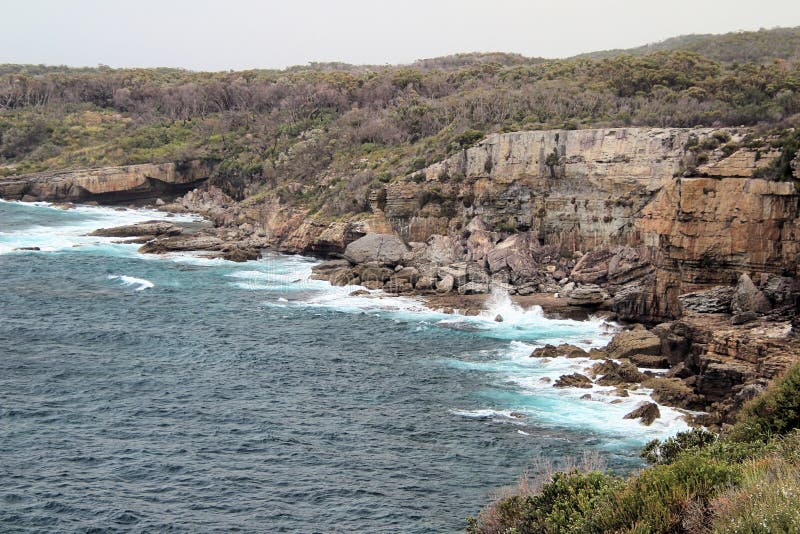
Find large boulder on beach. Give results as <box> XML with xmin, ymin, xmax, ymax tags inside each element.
<box><xmin>623</xmin><ymin>402</ymin><xmax>660</xmax><ymax>425</ymax></box>
<box><xmin>343</xmin><ymin>233</ymin><xmax>408</xmax><ymax>266</ymax></box>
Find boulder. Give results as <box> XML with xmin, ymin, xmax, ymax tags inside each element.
<box><xmin>570</xmin><ymin>247</ymin><xmax>616</xmax><ymax>284</ymax></box>
<box><xmin>605</xmin><ymin>329</ymin><xmax>661</xmax><ymax>360</ymax></box>
<box><xmin>330</xmin><ymin>269</ymin><xmax>359</xmax><ymax>286</ymax></box>
<box><xmin>436</xmin><ymin>275</ymin><xmax>454</xmax><ymax>293</ymax></box>
<box><xmin>384</xmin><ymin>279</ymin><xmax>414</xmax><ymax>294</ymax></box>
<box><xmin>343</xmin><ymin>233</ymin><xmax>408</xmax><ymax>266</ymax></box>
<box><xmin>438</xmin><ymin>264</ymin><xmax>468</xmax><ymax>287</ymax></box>
<box><xmin>553</xmin><ymin>373</ymin><xmax>593</xmax><ymax>388</ymax></box>
<box><xmin>731</xmin><ymin>273</ymin><xmax>771</xmax><ymax>320</ymax></box>
<box><xmin>356</xmin><ymin>265</ymin><xmax>394</xmax><ymax>284</ymax></box>
<box><xmin>530</xmin><ymin>344</ymin><xmax>588</xmax><ymax>359</ymax></box>
<box><xmin>393</xmin><ymin>266</ymin><xmax>420</xmax><ymax>285</ymax></box>
<box><xmin>311</xmin><ymin>259</ymin><xmax>352</xmax><ymax>280</ymax></box>
<box><xmin>623</xmin><ymin>402</ymin><xmax>660</xmax><ymax>425</ymax></box>
<box><xmin>593</xmin><ymin>360</ymin><xmax>645</xmax><ymax>385</ymax></box>
<box><xmin>415</xmin><ymin>276</ymin><xmax>436</xmax><ymax>291</ymax></box>
<box><xmin>425</xmin><ymin>235</ymin><xmax>464</xmax><ymax>265</ymax></box>
<box><xmin>566</xmin><ymin>284</ymin><xmax>609</xmax><ymax>307</ymax></box>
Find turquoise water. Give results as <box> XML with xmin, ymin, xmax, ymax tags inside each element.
<box><xmin>0</xmin><ymin>201</ymin><xmax>687</xmax><ymax>532</ymax></box>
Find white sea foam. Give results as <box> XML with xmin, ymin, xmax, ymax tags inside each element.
<box><xmin>0</xmin><ymin>200</ymin><xmax>200</xmax><ymax>256</ymax></box>
<box><xmin>108</xmin><ymin>274</ymin><xmax>154</xmax><ymax>291</ymax></box>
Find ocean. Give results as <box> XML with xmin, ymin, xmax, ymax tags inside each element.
<box><xmin>0</xmin><ymin>200</ymin><xmax>688</xmax><ymax>532</ymax></box>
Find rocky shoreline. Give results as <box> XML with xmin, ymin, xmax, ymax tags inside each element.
<box><xmin>7</xmin><ymin>125</ymin><xmax>800</xmax><ymax>431</ymax></box>
<box><xmin>75</xmin><ymin>211</ymin><xmax>798</xmax><ymax>431</ymax></box>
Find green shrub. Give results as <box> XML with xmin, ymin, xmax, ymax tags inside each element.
<box><xmin>589</xmin><ymin>453</ymin><xmax>741</xmax><ymax>533</ymax></box>
<box><xmin>729</xmin><ymin>363</ymin><xmax>800</xmax><ymax>442</ymax></box>
<box><xmin>467</xmin><ymin>470</ymin><xmax>621</xmax><ymax>534</ymax></box>
<box><xmin>641</xmin><ymin>428</ymin><xmax>718</xmax><ymax>465</ymax></box>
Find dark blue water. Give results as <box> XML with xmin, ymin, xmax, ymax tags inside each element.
<box><xmin>0</xmin><ymin>201</ymin><xmax>681</xmax><ymax>532</ymax></box>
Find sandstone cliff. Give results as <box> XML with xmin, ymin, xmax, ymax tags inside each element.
<box><xmin>0</xmin><ymin>160</ymin><xmax>213</xmax><ymax>203</ymax></box>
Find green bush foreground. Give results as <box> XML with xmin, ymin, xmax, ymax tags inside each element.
<box><xmin>467</xmin><ymin>364</ymin><xmax>800</xmax><ymax>533</ymax></box>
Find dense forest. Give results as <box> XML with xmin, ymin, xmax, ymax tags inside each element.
<box><xmin>1</xmin><ymin>26</ymin><xmax>799</xmax><ymax>216</ymax></box>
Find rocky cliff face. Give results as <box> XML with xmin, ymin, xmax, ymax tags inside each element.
<box><xmin>0</xmin><ymin>160</ymin><xmax>213</xmax><ymax>203</ymax></box>
<box><xmin>379</xmin><ymin>128</ymin><xmax>742</xmax><ymax>251</ymax></box>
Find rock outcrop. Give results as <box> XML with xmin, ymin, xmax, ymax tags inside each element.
<box><xmin>0</xmin><ymin>160</ymin><xmax>213</xmax><ymax>203</ymax></box>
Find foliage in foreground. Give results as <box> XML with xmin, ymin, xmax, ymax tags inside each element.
<box><xmin>467</xmin><ymin>362</ymin><xmax>800</xmax><ymax>533</ymax></box>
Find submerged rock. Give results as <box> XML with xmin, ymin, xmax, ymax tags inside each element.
<box><xmin>623</xmin><ymin>402</ymin><xmax>660</xmax><ymax>425</ymax></box>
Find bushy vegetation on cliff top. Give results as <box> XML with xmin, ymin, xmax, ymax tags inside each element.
<box><xmin>1</xmin><ymin>26</ymin><xmax>800</xmax><ymax>217</ymax></box>
<box><xmin>467</xmin><ymin>362</ymin><xmax>800</xmax><ymax>533</ymax></box>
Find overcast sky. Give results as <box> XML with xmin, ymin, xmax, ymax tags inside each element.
<box><xmin>1</xmin><ymin>0</ymin><xmax>799</xmax><ymax>70</ymax></box>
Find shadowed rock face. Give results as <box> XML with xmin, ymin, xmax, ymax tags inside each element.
<box><xmin>0</xmin><ymin>160</ymin><xmax>213</xmax><ymax>203</ymax></box>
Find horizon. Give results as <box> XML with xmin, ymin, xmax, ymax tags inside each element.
<box><xmin>1</xmin><ymin>0</ymin><xmax>800</xmax><ymax>71</ymax></box>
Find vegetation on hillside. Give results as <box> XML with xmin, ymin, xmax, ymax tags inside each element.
<box><xmin>1</xmin><ymin>27</ymin><xmax>799</xmax><ymax>219</ymax></box>
<box><xmin>467</xmin><ymin>363</ymin><xmax>800</xmax><ymax>533</ymax></box>
<box><xmin>574</xmin><ymin>26</ymin><xmax>800</xmax><ymax>64</ymax></box>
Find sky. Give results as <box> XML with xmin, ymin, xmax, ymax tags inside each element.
<box><xmin>1</xmin><ymin>0</ymin><xmax>799</xmax><ymax>71</ymax></box>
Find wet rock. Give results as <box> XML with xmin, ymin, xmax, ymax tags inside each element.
<box><xmin>90</xmin><ymin>220</ymin><xmax>182</xmax><ymax>238</ymax></box>
<box><xmin>554</xmin><ymin>373</ymin><xmax>593</xmax><ymax>388</ymax></box>
<box><xmin>14</xmin><ymin>246</ymin><xmax>40</xmax><ymax>251</ymax></box>
<box><xmin>494</xmin><ymin>314</ymin><xmax>504</xmax><ymax>323</ymax></box>
<box><xmin>330</xmin><ymin>269</ymin><xmax>359</xmax><ymax>286</ymax></box>
<box><xmin>343</xmin><ymin>233</ymin><xmax>408</xmax><ymax>266</ymax></box>
<box><xmin>530</xmin><ymin>344</ymin><xmax>587</xmax><ymax>359</ymax></box>
<box><xmin>606</xmin><ymin>329</ymin><xmax>661</xmax><ymax>360</ymax></box>
<box><xmin>138</xmin><ymin>234</ymin><xmax>225</xmax><ymax>255</ymax></box>
<box><xmin>623</xmin><ymin>402</ymin><xmax>660</xmax><ymax>425</ymax></box>
<box><xmin>311</xmin><ymin>259</ymin><xmax>353</xmax><ymax>280</ymax></box>
<box><xmin>356</xmin><ymin>265</ymin><xmax>394</xmax><ymax>284</ymax></box>
<box><xmin>349</xmin><ymin>289</ymin><xmax>370</xmax><ymax>297</ymax></box>
<box><xmin>593</xmin><ymin>360</ymin><xmax>645</xmax><ymax>385</ymax></box>
<box><xmin>580</xmin><ymin>393</ymin><xmax>593</xmax><ymax>400</ymax></box>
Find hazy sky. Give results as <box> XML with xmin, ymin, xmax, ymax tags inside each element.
<box><xmin>1</xmin><ymin>0</ymin><xmax>799</xmax><ymax>70</ymax></box>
